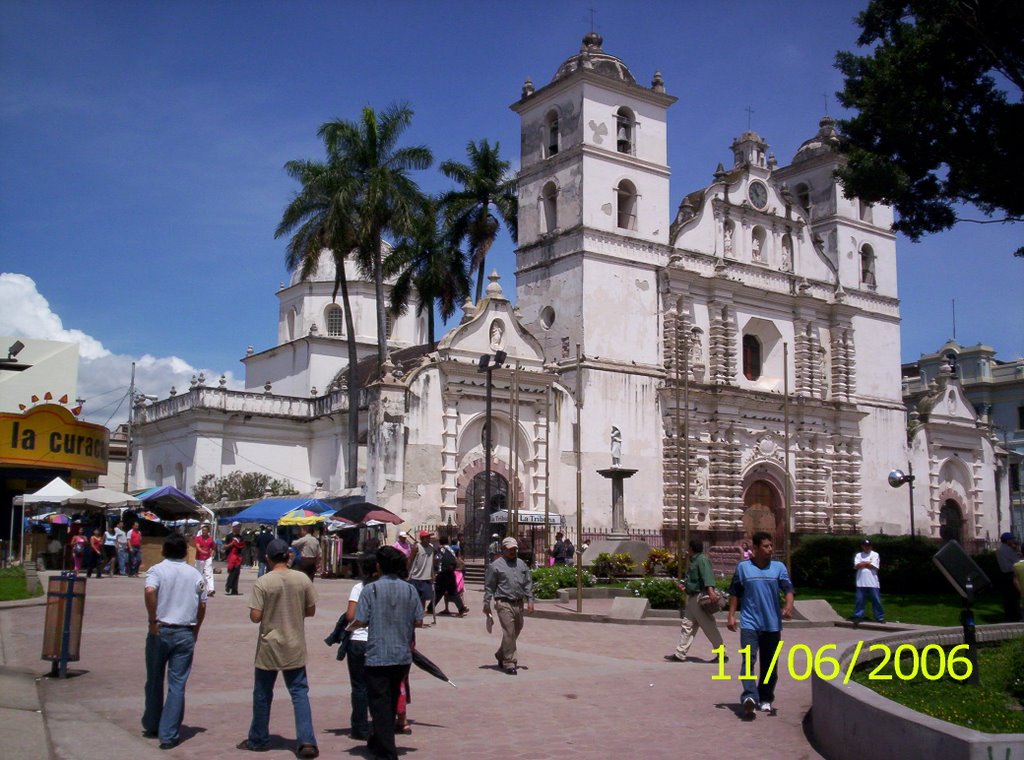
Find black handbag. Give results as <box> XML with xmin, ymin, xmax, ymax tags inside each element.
<box><xmin>324</xmin><ymin>617</ymin><xmax>352</xmax><ymax>661</ymax></box>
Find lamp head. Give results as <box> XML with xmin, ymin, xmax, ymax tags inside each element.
<box><xmin>8</xmin><ymin>340</ymin><xmax>24</xmax><ymax>359</ymax></box>
<box><xmin>888</xmin><ymin>469</ymin><xmax>907</xmax><ymax>488</ymax></box>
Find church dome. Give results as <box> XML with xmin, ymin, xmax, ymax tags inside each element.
<box><xmin>286</xmin><ymin>243</ymin><xmax>393</xmax><ymax>288</ymax></box>
<box><xmin>792</xmin><ymin>116</ymin><xmax>840</xmax><ymax>164</ymax></box>
<box><xmin>552</xmin><ymin>32</ymin><xmax>636</xmax><ymax>85</ymax></box>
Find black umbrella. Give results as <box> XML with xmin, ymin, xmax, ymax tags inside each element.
<box><xmin>412</xmin><ymin>648</ymin><xmax>456</xmax><ymax>688</ymax></box>
<box><xmin>330</xmin><ymin>501</ymin><xmax>403</xmax><ymax>525</ymax></box>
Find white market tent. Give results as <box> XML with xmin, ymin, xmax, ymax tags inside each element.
<box><xmin>62</xmin><ymin>487</ymin><xmax>142</xmax><ymax>510</ymax></box>
<box><xmin>9</xmin><ymin>477</ymin><xmax>83</xmax><ymax>564</ymax></box>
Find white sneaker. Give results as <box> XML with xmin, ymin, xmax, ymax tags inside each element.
<box><xmin>759</xmin><ymin>702</ymin><xmax>774</xmax><ymax>714</ymax></box>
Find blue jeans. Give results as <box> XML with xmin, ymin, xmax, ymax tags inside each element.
<box><xmin>117</xmin><ymin>547</ymin><xmax>128</xmax><ymax>575</ymax></box>
<box><xmin>346</xmin><ymin>640</ymin><xmax>370</xmax><ymax>736</ymax></box>
<box><xmin>129</xmin><ymin>547</ymin><xmax>141</xmax><ymax>575</ymax></box>
<box><xmin>739</xmin><ymin>628</ymin><xmax>781</xmax><ymax>706</ymax></box>
<box><xmin>142</xmin><ymin>626</ymin><xmax>196</xmax><ymax>744</ymax></box>
<box><xmin>854</xmin><ymin>586</ymin><xmax>885</xmax><ymax>621</ymax></box>
<box><xmin>248</xmin><ymin>667</ymin><xmax>316</xmax><ymax>749</ymax></box>
<box><xmin>258</xmin><ymin>561</ymin><xmax>268</xmax><ymax>578</ymax></box>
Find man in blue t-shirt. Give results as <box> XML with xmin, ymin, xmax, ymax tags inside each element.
<box><xmin>727</xmin><ymin>531</ymin><xmax>794</xmax><ymax>719</ymax></box>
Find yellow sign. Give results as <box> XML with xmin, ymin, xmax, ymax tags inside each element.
<box><xmin>0</xmin><ymin>404</ymin><xmax>109</xmax><ymax>475</ymax></box>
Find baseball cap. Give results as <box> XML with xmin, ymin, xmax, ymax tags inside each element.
<box><xmin>1001</xmin><ymin>532</ymin><xmax>1015</xmax><ymax>542</ymax></box>
<box><xmin>419</xmin><ymin>530</ymin><xmax>432</xmax><ymax>539</ymax></box>
<box><xmin>265</xmin><ymin>538</ymin><xmax>290</xmax><ymax>559</ymax></box>
<box><xmin>231</xmin><ymin>521</ymin><xmax>240</xmax><ymax>527</ymax></box>
<box><xmin>501</xmin><ymin>537</ymin><xmax>518</xmax><ymax>549</ymax></box>
<box><xmin>861</xmin><ymin>538</ymin><xmax>871</xmax><ymax>544</ymax></box>
<box><xmin>491</xmin><ymin>533</ymin><xmax>500</xmax><ymax>539</ymax></box>
<box><xmin>398</xmin><ymin>531</ymin><xmax>409</xmax><ymax>538</ymax></box>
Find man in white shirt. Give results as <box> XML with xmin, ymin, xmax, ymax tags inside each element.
<box><xmin>852</xmin><ymin>538</ymin><xmax>884</xmax><ymax>623</ymax></box>
<box><xmin>142</xmin><ymin>533</ymin><xmax>207</xmax><ymax>749</ymax></box>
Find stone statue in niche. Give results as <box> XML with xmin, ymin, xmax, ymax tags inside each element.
<box><xmin>688</xmin><ymin>331</ymin><xmax>703</xmax><ymax>365</ymax></box>
<box><xmin>489</xmin><ymin>320</ymin><xmax>505</xmax><ymax>351</ymax></box>
<box><xmin>723</xmin><ymin>225</ymin><xmax>733</xmax><ymax>256</ymax></box>
<box><xmin>751</xmin><ymin>236</ymin><xmax>763</xmax><ymax>261</ymax></box>
<box><xmin>610</xmin><ymin>426</ymin><xmax>622</xmax><ymax>467</ymax></box>
<box><xmin>693</xmin><ymin>457</ymin><xmax>708</xmax><ymax>498</ymax></box>
<box><xmin>781</xmin><ymin>236</ymin><xmax>792</xmax><ymax>270</ymax></box>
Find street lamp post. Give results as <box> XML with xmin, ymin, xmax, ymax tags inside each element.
<box><xmin>477</xmin><ymin>350</ymin><xmax>507</xmax><ymax>545</ymax></box>
<box><xmin>888</xmin><ymin>463</ymin><xmax>917</xmax><ymax>541</ymax></box>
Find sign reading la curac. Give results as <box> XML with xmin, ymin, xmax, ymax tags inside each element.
<box><xmin>0</xmin><ymin>404</ymin><xmax>109</xmax><ymax>475</ymax></box>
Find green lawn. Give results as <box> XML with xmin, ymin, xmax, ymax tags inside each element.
<box><xmin>852</xmin><ymin>638</ymin><xmax>1024</xmax><ymax>734</ymax></box>
<box><xmin>799</xmin><ymin>587</ymin><xmax>1004</xmax><ymax>627</ymax></box>
<box><xmin>0</xmin><ymin>567</ymin><xmax>41</xmax><ymax>602</ymax></box>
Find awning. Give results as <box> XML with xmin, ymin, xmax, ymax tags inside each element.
<box><xmin>14</xmin><ymin>476</ymin><xmax>81</xmax><ymax>506</ymax></box>
<box><xmin>218</xmin><ymin>497</ymin><xmax>336</xmax><ymax>525</ymax></box>
<box><xmin>489</xmin><ymin>509</ymin><xmax>564</xmax><ymax>525</ymax></box>
<box><xmin>132</xmin><ymin>485</ymin><xmax>205</xmax><ymax>518</ymax></box>
<box><xmin>63</xmin><ymin>487</ymin><xmax>142</xmax><ymax>510</ymax></box>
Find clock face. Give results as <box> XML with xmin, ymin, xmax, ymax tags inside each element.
<box><xmin>749</xmin><ymin>181</ymin><xmax>768</xmax><ymax>210</ymax></box>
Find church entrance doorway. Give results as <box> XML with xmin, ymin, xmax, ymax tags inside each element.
<box><xmin>462</xmin><ymin>472</ymin><xmax>508</xmax><ymax>560</ymax></box>
<box><xmin>742</xmin><ymin>480</ymin><xmax>784</xmax><ymax>540</ymax></box>
<box><xmin>939</xmin><ymin>499</ymin><xmax>963</xmax><ymax>543</ymax></box>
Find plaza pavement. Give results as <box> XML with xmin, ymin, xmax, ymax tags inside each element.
<box><xmin>0</xmin><ymin>569</ymin><xmax>884</xmax><ymax>760</ymax></box>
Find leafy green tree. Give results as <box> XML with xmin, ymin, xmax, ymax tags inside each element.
<box><xmin>275</xmin><ymin>152</ymin><xmax>362</xmax><ymax>488</ymax></box>
<box><xmin>319</xmin><ymin>104</ymin><xmax>433</xmax><ymax>367</ymax></box>
<box><xmin>835</xmin><ymin>0</ymin><xmax>1023</xmax><ymax>254</ymax></box>
<box><xmin>386</xmin><ymin>195</ymin><xmax>469</xmax><ymax>348</ymax></box>
<box><xmin>440</xmin><ymin>139</ymin><xmax>518</xmax><ymax>303</ymax></box>
<box><xmin>192</xmin><ymin>472</ymin><xmax>298</xmax><ymax>503</ymax></box>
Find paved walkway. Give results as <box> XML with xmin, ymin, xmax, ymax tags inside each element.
<box><xmin>0</xmin><ymin>570</ymin><xmax>879</xmax><ymax>759</ymax></box>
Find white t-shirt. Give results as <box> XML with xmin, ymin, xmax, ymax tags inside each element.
<box><xmin>145</xmin><ymin>558</ymin><xmax>208</xmax><ymax>625</ymax></box>
<box><xmin>854</xmin><ymin>550</ymin><xmax>880</xmax><ymax>588</ymax></box>
<box><xmin>348</xmin><ymin>582</ymin><xmax>368</xmax><ymax>642</ymax></box>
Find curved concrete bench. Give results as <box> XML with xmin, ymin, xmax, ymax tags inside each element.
<box><xmin>812</xmin><ymin>623</ymin><xmax>1024</xmax><ymax>760</ymax></box>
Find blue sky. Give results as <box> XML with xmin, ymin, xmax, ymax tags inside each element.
<box><xmin>1</xmin><ymin>0</ymin><xmax>1020</xmax><ymax>425</ymax></box>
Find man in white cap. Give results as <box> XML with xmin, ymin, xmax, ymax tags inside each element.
<box><xmin>487</xmin><ymin>533</ymin><xmax>501</xmax><ymax>562</ymax></box>
<box><xmin>483</xmin><ymin>537</ymin><xmax>534</xmax><ymax>675</ymax></box>
<box><xmin>193</xmin><ymin>523</ymin><xmax>216</xmax><ymax>597</ymax></box>
<box><xmin>392</xmin><ymin>530</ymin><xmax>413</xmax><ymax>559</ymax></box>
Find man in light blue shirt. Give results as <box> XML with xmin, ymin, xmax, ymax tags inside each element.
<box><xmin>727</xmin><ymin>531</ymin><xmax>794</xmax><ymax>718</ymax></box>
<box><xmin>354</xmin><ymin>546</ymin><xmax>422</xmax><ymax>760</ymax></box>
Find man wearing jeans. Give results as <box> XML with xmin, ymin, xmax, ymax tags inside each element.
<box><xmin>142</xmin><ymin>533</ymin><xmax>207</xmax><ymax>750</ymax></box>
<box><xmin>237</xmin><ymin>539</ymin><xmax>319</xmax><ymax>758</ymax></box>
<box><xmin>727</xmin><ymin>531</ymin><xmax>794</xmax><ymax>719</ymax></box>
<box><xmin>852</xmin><ymin>538</ymin><xmax>884</xmax><ymax>623</ymax></box>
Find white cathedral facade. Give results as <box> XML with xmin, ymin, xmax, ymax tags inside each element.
<box><xmin>133</xmin><ymin>33</ymin><xmax>1009</xmax><ymax>552</ymax></box>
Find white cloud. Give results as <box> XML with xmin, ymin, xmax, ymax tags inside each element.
<box><xmin>0</xmin><ymin>272</ymin><xmax>242</xmax><ymax>426</ymax></box>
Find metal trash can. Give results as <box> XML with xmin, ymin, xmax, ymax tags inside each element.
<box><xmin>41</xmin><ymin>572</ymin><xmax>86</xmax><ymax>678</ymax></box>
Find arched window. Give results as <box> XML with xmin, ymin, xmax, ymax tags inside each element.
<box><xmin>325</xmin><ymin>304</ymin><xmax>343</xmax><ymax>336</ymax></box>
<box><xmin>175</xmin><ymin>463</ymin><xmax>184</xmax><ymax>491</ymax></box>
<box><xmin>541</xmin><ymin>181</ymin><xmax>558</xmax><ymax>233</ymax></box>
<box><xmin>751</xmin><ymin>225</ymin><xmax>767</xmax><ymax>263</ymax></box>
<box><xmin>859</xmin><ymin>244</ymin><xmax>876</xmax><ymax>287</ymax></box>
<box><xmin>945</xmin><ymin>352</ymin><xmax>958</xmax><ymax>376</ymax></box>
<box><xmin>286</xmin><ymin>307</ymin><xmax>296</xmax><ymax>341</ymax></box>
<box><xmin>154</xmin><ymin>465</ymin><xmax>163</xmax><ymax>486</ymax></box>
<box><xmin>545</xmin><ymin>110</ymin><xmax>559</xmax><ymax>157</ymax></box>
<box><xmin>795</xmin><ymin>183</ymin><xmax>810</xmax><ymax>215</ymax></box>
<box><xmin>616</xmin><ymin>179</ymin><xmax>637</xmax><ymax>230</ymax></box>
<box><xmin>616</xmin><ymin>107</ymin><xmax>635</xmax><ymax>154</ymax></box>
<box><xmin>858</xmin><ymin>199</ymin><xmax>873</xmax><ymax>223</ymax></box>
<box><xmin>742</xmin><ymin>334</ymin><xmax>762</xmax><ymax>381</ymax></box>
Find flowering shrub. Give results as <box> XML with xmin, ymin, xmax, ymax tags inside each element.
<box><xmin>531</xmin><ymin>564</ymin><xmax>596</xmax><ymax>599</ymax></box>
<box><xmin>625</xmin><ymin>576</ymin><xmax>685</xmax><ymax>609</ymax></box>
<box><xmin>642</xmin><ymin>548</ymin><xmax>680</xmax><ymax>577</ymax></box>
<box><xmin>591</xmin><ymin>552</ymin><xmax>636</xmax><ymax>578</ymax></box>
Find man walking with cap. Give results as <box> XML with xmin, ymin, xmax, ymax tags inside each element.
<box><xmin>392</xmin><ymin>530</ymin><xmax>413</xmax><ymax>558</ymax></box>
<box><xmin>238</xmin><ymin>538</ymin><xmax>319</xmax><ymax>757</ymax></box>
<box><xmin>852</xmin><ymin>538</ymin><xmax>884</xmax><ymax>624</ymax></box>
<box><xmin>407</xmin><ymin>530</ymin><xmax>435</xmax><ymax>616</ymax></box>
<box><xmin>997</xmin><ymin>532</ymin><xmax>1022</xmax><ymax>622</ymax></box>
<box><xmin>193</xmin><ymin>523</ymin><xmax>216</xmax><ymax>597</ymax></box>
<box><xmin>142</xmin><ymin>533</ymin><xmax>207</xmax><ymax>749</ymax></box>
<box><xmin>483</xmin><ymin>536</ymin><xmax>534</xmax><ymax>675</ymax></box>
<box><xmin>487</xmin><ymin>533</ymin><xmax>501</xmax><ymax>561</ymax></box>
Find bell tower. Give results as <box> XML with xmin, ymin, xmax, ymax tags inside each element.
<box><xmin>511</xmin><ymin>33</ymin><xmax>677</xmax><ymax>365</ymax></box>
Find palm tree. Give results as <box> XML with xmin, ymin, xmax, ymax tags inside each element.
<box><xmin>275</xmin><ymin>156</ymin><xmax>362</xmax><ymax>488</ymax></box>
<box><xmin>319</xmin><ymin>104</ymin><xmax>433</xmax><ymax>368</ymax></box>
<box><xmin>386</xmin><ymin>196</ymin><xmax>469</xmax><ymax>349</ymax></box>
<box><xmin>440</xmin><ymin>139</ymin><xmax>518</xmax><ymax>303</ymax></box>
